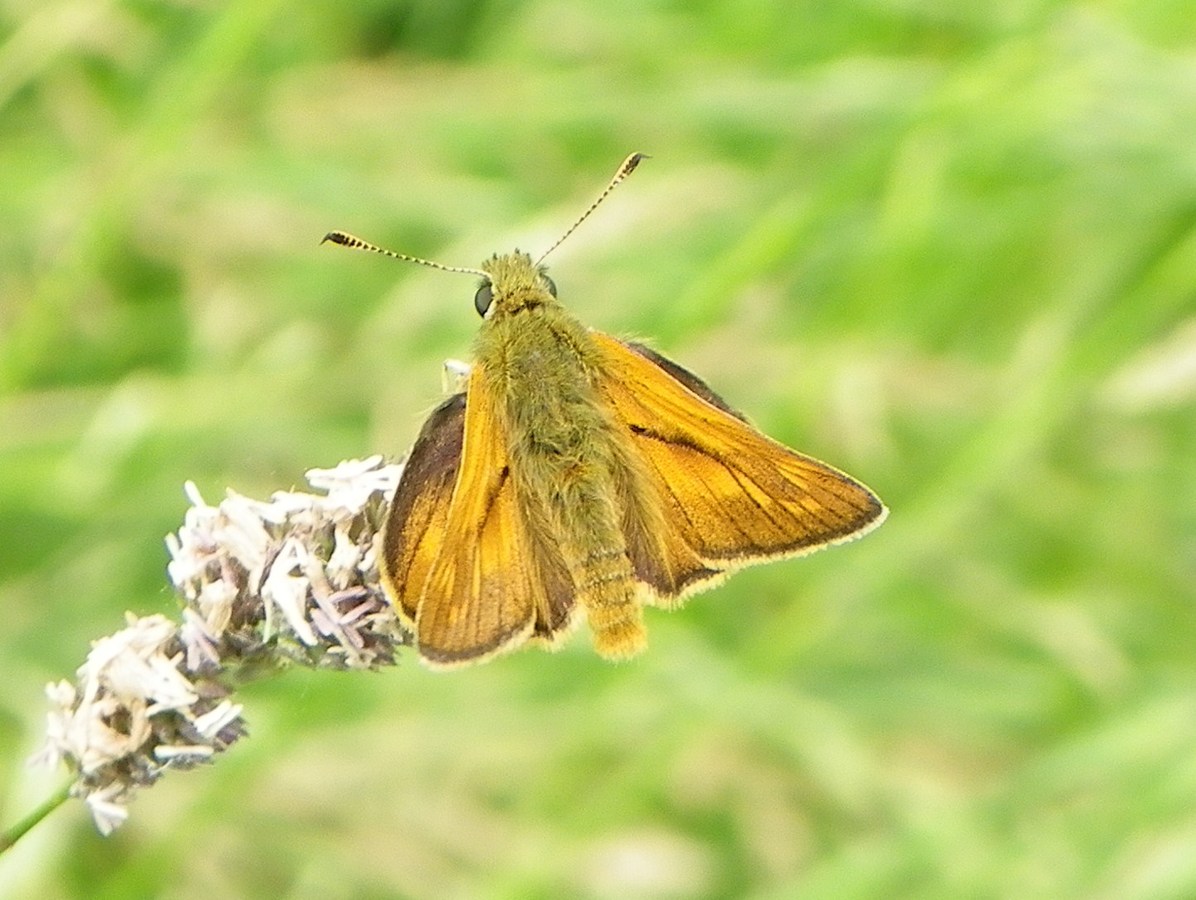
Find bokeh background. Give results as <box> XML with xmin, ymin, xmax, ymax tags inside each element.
<box><xmin>2</xmin><ymin>1</ymin><xmax>1196</xmax><ymax>897</ymax></box>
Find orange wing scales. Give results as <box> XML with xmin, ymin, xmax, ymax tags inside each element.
<box><xmin>382</xmin><ymin>331</ymin><xmax>884</xmax><ymax>668</ymax></box>
<box><xmin>591</xmin><ymin>332</ymin><xmax>886</xmax><ymax>578</ymax></box>
<box><xmin>414</xmin><ymin>368</ymin><xmax>540</xmax><ymax>667</ymax></box>
<box><xmin>388</xmin><ymin>365</ymin><xmax>586</xmax><ymax>667</ymax></box>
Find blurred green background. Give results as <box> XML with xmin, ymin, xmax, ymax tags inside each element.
<box><xmin>2</xmin><ymin>1</ymin><xmax>1195</xmax><ymax>897</ymax></box>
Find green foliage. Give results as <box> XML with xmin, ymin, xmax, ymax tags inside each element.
<box><xmin>2</xmin><ymin>1</ymin><xmax>1195</xmax><ymax>896</ymax></box>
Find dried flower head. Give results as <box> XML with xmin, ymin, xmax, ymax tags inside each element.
<box><xmin>34</xmin><ymin>456</ymin><xmax>409</xmax><ymax>833</ymax></box>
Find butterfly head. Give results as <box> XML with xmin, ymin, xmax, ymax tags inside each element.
<box><xmin>474</xmin><ymin>251</ymin><xmax>558</xmax><ymax>319</ymax></box>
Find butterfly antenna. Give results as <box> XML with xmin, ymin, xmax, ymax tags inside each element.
<box><xmin>321</xmin><ymin>231</ymin><xmax>487</xmax><ymax>278</ymax></box>
<box><xmin>536</xmin><ymin>152</ymin><xmax>648</xmax><ymax>264</ymax></box>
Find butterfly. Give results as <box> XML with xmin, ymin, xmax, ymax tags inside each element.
<box><xmin>325</xmin><ymin>154</ymin><xmax>886</xmax><ymax>668</ymax></box>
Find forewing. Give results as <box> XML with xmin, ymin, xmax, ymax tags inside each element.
<box><xmin>414</xmin><ymin>365</ymin><xmax>574</xmax><ymax>667</ymax></box>
<box><xmin>592</xmin><ymin>333</ymin><xmax>886</xmax><ymax>575</ymax></box>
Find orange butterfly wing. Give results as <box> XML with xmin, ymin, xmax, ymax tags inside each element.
<box><xmin>591</xmin><ymin>332</ymin><xmax>886</xmax><ymax>600</ymax></box>
<box><xmin>381</xmin><ymin>366</ymin><xmax>576</xmax><ymax>667</ymax></box>
<box><xmin>379</xmin><ymin>393</ymin><xmax>465</xmax><ymax>628</ymax></box>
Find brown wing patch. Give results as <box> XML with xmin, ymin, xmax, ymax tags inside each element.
<box><xmin>379</xmin><ymin>393</ymin><xmax>465</xmax><ymax>627</ymax></box>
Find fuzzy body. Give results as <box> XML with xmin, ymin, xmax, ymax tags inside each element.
<box><xmin>474</xmin><ymin>252</ymin><xmax>647</xmax><ymax>656</ymax></box>
<box><xmin>344</xmin><ymin>150</ymin><xmax>887</xmax><ymax>669</ymax></box>
<box><xmin>378</xmin><ymin>248</ymin><xmax>885</xmax><ymax>667</ymax></box>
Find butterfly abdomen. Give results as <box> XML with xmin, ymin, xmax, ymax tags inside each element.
<box><xmin>533</xmin><ymin>456</ymin><xmax>645</xmax><ymax>658</ymax></box>
<box><xmin>573</xmin><ymin>545</ymin><xmax>646</xmax><ymax>659</ymax></box>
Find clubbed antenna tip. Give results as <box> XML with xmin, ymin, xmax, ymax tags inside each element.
<box><xmin>320</xmin><ymin>230</ymin><xmax>487</xmax><ymax>278</ymax></box>
<box><xmin>537</xmin><ymin>152</ymin><xmax>649</xmax><ymax>264</ymax></box>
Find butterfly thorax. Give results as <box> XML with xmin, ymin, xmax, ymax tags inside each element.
<box><xmin>474</xmin><ymin>252</ymin><xmax>611</xmax><ymax>465</ymax></box>
<box><xmin>471</xmin><ymin>252</ymin><xmax>648</xmax><ymax>656</ymax></box>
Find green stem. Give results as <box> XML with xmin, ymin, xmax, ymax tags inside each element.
<box><xmin>0</xmin><ymin>781</ymin><xmax>73</xmax><ymax>856</ymax></box>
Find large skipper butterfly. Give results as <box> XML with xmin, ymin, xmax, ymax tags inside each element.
<box><xmin>324</xmin><ymin>154</ymin><xmax>886</xmax><ymax>667</ymax></box>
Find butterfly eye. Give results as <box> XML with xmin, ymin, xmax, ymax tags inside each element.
<box><xmin>542</xmin><ymin>276</ymin><xmax>557</xmax><ymax>297</ymax></box>
<box><xmin>474</xmin><ymin>282</ymin><xmax>494</xmax><ymax>317</ymax></box>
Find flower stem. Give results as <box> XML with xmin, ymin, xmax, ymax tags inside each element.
<box><xmin>0</xmin><ymin>781</ymin><xmax>73</xmax><ymax>856</ymax></box>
